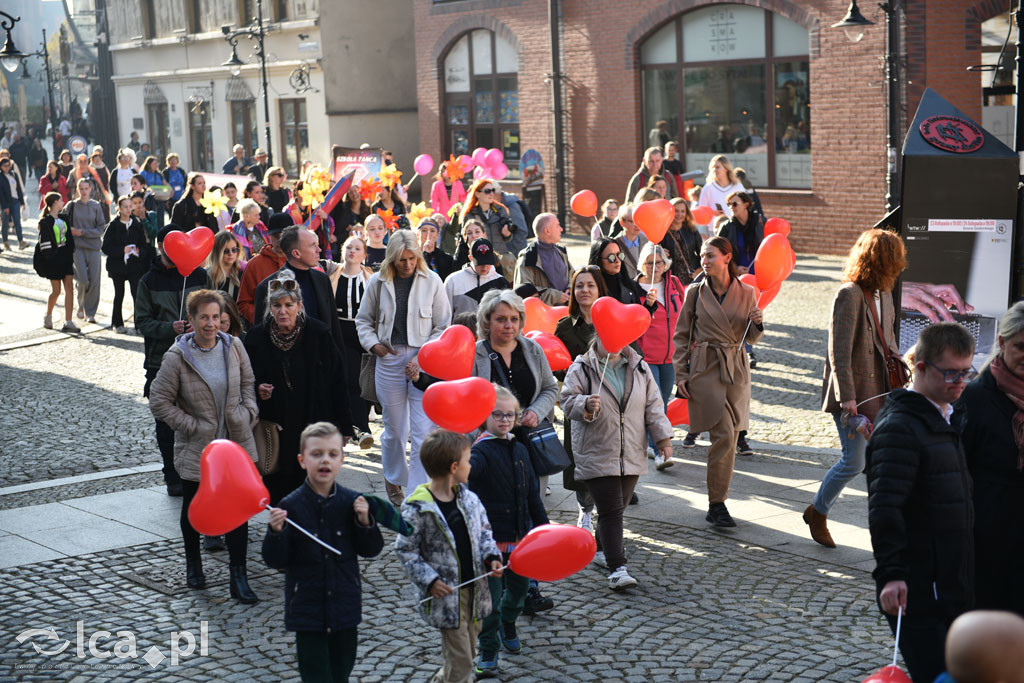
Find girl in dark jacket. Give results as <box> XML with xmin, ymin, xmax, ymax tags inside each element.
<box><xmin>715</xmin><ymin>191</ymin><xmax>764</xmax><ymax>274</ymax></box>
<box><xmin>661</xmin><ymin>198</ymin><xmax>702</xmax><ymax>285</ymax></box>
<box><xmin>469</xmin><ymin>385</ymin><xmax>549</xmax><ymax>672</ymax></box>
<box><xmin>33</xmin><ymin>192</ymin><xmax>77</xmax><ymax>332</ymax></box>
<box><xmin>170</xmin><ymin>173</ymin><xmax>219</xmax><ymax>231</ymax></box>
<box><xmin>101</xmin><ymin>196</ymin><xmax>151</xmax><ymax>332</ymax></box>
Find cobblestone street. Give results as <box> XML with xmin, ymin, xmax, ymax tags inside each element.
<box><xmin>0</xmin><ymin>224</ymin><xmax>896</xmax><ymax>682</ymax></box>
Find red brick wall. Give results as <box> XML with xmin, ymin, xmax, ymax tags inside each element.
<box><xmin>414</xmin><ymin>0</ymin><xmax>989</xmax><ymax>255</ymax></box>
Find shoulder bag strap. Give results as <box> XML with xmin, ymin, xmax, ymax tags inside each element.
<box><xmin>483</xmin><ymin>339</ymin><xmax>514</xmax><ymax>391</ymax></box>
<box><xmin>863</xmin><ymin>290</ymin><xmax>890</xmax><ymax>354</ymax></box>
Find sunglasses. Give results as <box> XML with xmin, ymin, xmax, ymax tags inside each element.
<box><xmin>478</xmin><ymin>188</ymin><xmax>496</xmax><ymax>195</ymax></box>
<box><xmin>224</xmin><ymin>247</ymin><xmax>239</xmax><ymax>254</ymax></box>
<box><xmin>728</xmin><ymin>202</ymin><xmax>741</xmax><ymax>208</ymax></box>
<box><xmin>268</xmin><ymin>279</ymin><xmax>299</xmax><ymax>292</ymax></box>
<box><xmin>601</xmin><ymin>253</ymin><xmax>625</xmax><ymax>263</ymax></box>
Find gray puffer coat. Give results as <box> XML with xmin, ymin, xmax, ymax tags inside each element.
<box><xmin>395</xmin><ymin>483</ymin><xmax>501</xmax><ymax>629</ymax></box>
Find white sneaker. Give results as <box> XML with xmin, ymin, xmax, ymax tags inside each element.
<box><xmin>576</xmin><ymin>509</ymin><xmax>593</xmax><ymax>534</ymax></box>
<box><xmin>655</xmin><ymin>453</ymin><xmax>674</xmax><ymax>470</ymax></box>
<box><xmin>356</xmin><ymin>430</ymin><xmax>374</xmax><ymax>449</ymax></box>
<box><xmin>608</xmin><ymin>565</ymin><xmax>638</xmax><ymax>591</ymax></box>
<box><xmin>646</xmin><ymin>447</ymin><xmax>656</xmax><ymax>460</ymax></box>
<box><xmin>592</xmin><ymin>550</ymin><xmax>607</xmax><ymax>568</ymax></box>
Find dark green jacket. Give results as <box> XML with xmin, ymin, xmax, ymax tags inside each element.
<box><xmin>135</xmin><ymin>256</ymin><xmax>212</xmax><ymax>371</ymax></box>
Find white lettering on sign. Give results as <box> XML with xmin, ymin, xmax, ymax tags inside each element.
<box><xmin>927</xmin><ymin>219</ymin><xmax>998</xmax><ymax>233</ymax></box>
<box><xmin>709</xmin><ymin>9</ymin><xmax>737</xmax><ymax>55</ymax></box>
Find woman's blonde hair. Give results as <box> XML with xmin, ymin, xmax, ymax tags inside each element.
<box><xmin>263</xmin><ymin>166</ymin><xmax>285</xmax><ymax>186</ymax></box>
<box><xmin>379</xmin><ymin>229</ymin><xmax>428</xmax><ymax>281</ymax></box>
<box><xmin>492</xmin><ymin>384</ymin><xmax>520</xmax><ymax>412</ymax></box>
<box><xmin>706</xmin><ymin>154</ymin><xmax>736</xmax><ymax>186</ymax></box>
<box><xmin>206</xmin><ymin>231</ymin><xmax>243</xmax><ymax>290</ymax></box>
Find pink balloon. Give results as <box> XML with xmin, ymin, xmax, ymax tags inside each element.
<box><xmin>473</xmin><ymin>166</ymin><xmax>486</xmax><ymax>180</ymax></box>
<box><xmin>492</xmin><ymin>163</ymin><xmax>509</xmax><ymax>180</ymax></box>
<box><xmin>484</xmin><ymin>148</ymin><xmax>503</xmax><ymax>167</ymax></box>
<box><xmin>413</xmin><ymin>154</ymin><xmax>434</xmax><ymax>176</ymax></box>
<box><xmin>457</xmin><ymin>155</ymin><xmax>473</xmax><ymax>173</ymax></box>
<box><xmin>472</xmin><ymin>147</ymin><xmax>488</xmax><ymax>167</ymax></box>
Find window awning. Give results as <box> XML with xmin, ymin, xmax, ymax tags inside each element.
<box><xmin>143</xmin><ymin>81</ymin><xmax>167</xmax><ymax>105</ymax></box>
<box><xmin>226</xmin><ymin>75</ymin><xmax>255</xmax><ymax>102</ymax></box>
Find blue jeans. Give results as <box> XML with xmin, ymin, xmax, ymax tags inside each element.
<box><xmin>2</xmin><ymin>207</ymin><xmax>23</xmax><ymax>242</ymax></box>
<box><xmin>647</xmin><ymin>363</ymin><xmax>675</xmax><ymax>449</ymax></box>
<box><xmin>812</xmin><ymin>412</ymin><xmax>868</xmax><ymax>515</ymax></box>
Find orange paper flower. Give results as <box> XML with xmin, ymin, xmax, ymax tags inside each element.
<box><xmin>376</xmin><ymin>208</ymin><xmax>398</xmax><ymax>231</ymax></box>
<box><xmin>379</xmin><ymin>163</ymin><xmax>403</xmax><ymax>189</ymax></box>
<box><xmin>406</xmin><ymin>201</ymin><xmax>433</xmax><ymax>228</ymax></box>
<box><xmin>445</xmin><ymin>154</ymin><xmax>465</xmax><ymax>183</ymax></box>
<box><xmin>359</xmin><ymin>178</ymin><xmax>382</xmax><ymax>203</ymax></box>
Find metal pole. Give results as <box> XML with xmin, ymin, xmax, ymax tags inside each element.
<box><xmin>548</xmin><ymin>0</ymin><xmax>567</xmax><ymax>227</ymax></box>
<box><xmin>257</xmin><ymin>0</ymin><xmax>272</xmax><ymax>165</ymax></box>
<box><xmin>1014</xmin><ymin>1</ymin><xmax>1024</xmax><ymax>299</ymax></box>
<box><xmin>884</xmin><ymin>1</ymin><xmax>902</xmax><ymax>213</ymax></box>
<box><xmin>42</xmin><ymin>29</ymin><xmax>59</xmax><ymax>158</ymax></box>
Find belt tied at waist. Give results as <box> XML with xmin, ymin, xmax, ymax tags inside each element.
<box><xmin>693</xmin><ymin>340</ymin><xmax>744</xmax><ymax>385</ymax></box>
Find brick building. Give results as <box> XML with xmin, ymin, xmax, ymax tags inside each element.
<box><xmin>414</xmin><ymin>0</ymin><xmax>1014</xmax><ymax>254</ymax></box>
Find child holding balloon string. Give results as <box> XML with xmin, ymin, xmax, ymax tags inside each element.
<box><xmin>468</xmin><ymin>385</ymin><xmax>550</xmax><ymax>677</ymax></box>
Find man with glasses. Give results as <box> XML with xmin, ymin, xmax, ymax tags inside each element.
<box><xmin>867</xmin><ymin>322</ymin><xmax>977</xmax><ymax>683</ymax></box>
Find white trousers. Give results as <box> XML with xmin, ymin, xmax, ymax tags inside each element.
<box><xmin>375</xmin><ymin>344</ymin><xmax>435</xmax><ymax>490</ymax></box>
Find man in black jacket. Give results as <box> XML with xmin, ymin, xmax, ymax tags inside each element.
<box><xmin>252</xmin><ymin>226</ymin><xmax>344</xmax><ymax>351</ymax></box>
<box><xmin>867</xmin><ymin>322</ymin><xmax>977</xmax><ymax>682</ymax></box>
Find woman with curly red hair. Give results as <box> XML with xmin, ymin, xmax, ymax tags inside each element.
<box><xmin>804</xmin><ymin>228</ymin><xmax>906</xmax><ymax>548</ymax></box>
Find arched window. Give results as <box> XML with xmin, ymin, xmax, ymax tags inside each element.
<box><xmin>640</xmin><ymin>5</ymin><xmax>811</xmax><ymax>188</ymax></box>
<box><xmin>442</xmin><ymin>30</ymin><xmax>520</xmax><ymax>179</ymax></box>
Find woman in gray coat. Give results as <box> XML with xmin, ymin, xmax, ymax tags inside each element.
<box><xmin>149</xmin><ymin>289</ymin><xmax>260</xmax><ymax>603</ymax></box>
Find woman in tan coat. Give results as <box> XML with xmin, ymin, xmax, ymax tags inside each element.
<box><xmin>673</xmin><ymin>236</ymin><xmax>763</xmax><ymax>528</ymax></box>
<box><xmin>804</xmin><ymin>229</ymin><xmax>905</xmax><ymax>548</ymax></box>
<box><xmin>149</xmin><ymin>289</ymin><xmax>260</xmax><ymax>603</ymax></box>
<box><xmin>562</xmin><ymin>339</ymin><xmax>673</xmax><ymax>590</ymax></box>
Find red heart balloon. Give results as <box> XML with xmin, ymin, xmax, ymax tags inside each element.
<box><xmin>422</xmin><ymin>377</ymin><xmax>496</xmax><ymax>433</ymax></box>
<box><xmin>188</xmin><ymin>439</ymin><xmax>269</xmax><ymax>536</ymax></box>
<box><xmin>757</xmin><ymin>282</ymin><xmax>782</xmax><ymax>309</ymax></box>
<box><xmin>691</xmin><ymin>205</ymin><xmax>715</xmax><ymax>226</ymax></box>
<box><xmin>633</xmin><ymin>199</ymin><xmax>674</xmax><ymax>243</ymax></box>
<box><xmin>666</xmin><ymin>397</ymin><xmax>690</xmax><ymax>426</ymax></box>
<box><xmin>508</xmin><ymin>523</ymin><xmax>596</xmax><ymax>581</ymax></box>
<box><xmin>861</xmin><ymin>665</ymin><xmax>912</xmax><ymax>683</ymax></box>
<box><xmin>523</xmin><ymin>297</ymin><xmax>569</xmax><ymax>334</ymax></box>
<box><xmin>764</xmin><ymin>217</ymin><xmax>791</xmax><ymax>237</ymax></box>
<box><xmin>524</xmin><ymin>330</ymin><xmax>572</xmax><ymax>371</ymax></box>
<box><xmin>418</xmin><ymin>325</ymin><xmax>475</xmax><ymax>381</ymax></box>
<box><xmin>753</xmin><ymin>233</ymin><xmax>792</xmax><ymax>291</ymax></box>
<box><xmin>570</xmin><ymin>189</ymin><xmax>598</xmax><ymax>218</ymax></box>
<box><xmin>163</xmin><ymin>227</ymin><xmax>215</xmax><ymax>277</ymax></box>
<box><xmin>738</xmin><ymin>273</ymin><xmax>759</xmax><ymax>299</ymax></box>
<box><xmin>591</xmin><ymin>296</ymin><xmax>651</xmax><ymax>353</ymax></box>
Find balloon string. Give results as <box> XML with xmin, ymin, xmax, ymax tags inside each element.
<box><xmin>407</xmin><ymin>172</ymin><xmax>419</xmax><ymax>186</ymax></box>
<box><xmin>597</xmin><ymin>355</ymin><xmax>610</xmax><ymax>389</ymax></box>
<box><xmin>265</xmin><ymin>504</ymin><xmax>342</xmax><ymax>556</ymax></box>
<box><xmin>892</xmin><ymin>605</ymin><xmax>902</xmax><ymax>668</ymax></box>
<box><xmin>417</xmin><ymin>563</ymin><xmax>510</xmax><ymax>605</ymax></box>
<box><xmin>740</xmin><ymin>319</ymin><xmax>753</xmax><ymax>344</ymax></box>
<box><xmin>178</xmin><ymin>277</ymin><xmax>186</xmax><ymax>321</ymax></box>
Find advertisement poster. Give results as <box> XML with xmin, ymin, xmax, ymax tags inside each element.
<box><xmin>521</xmin><ymin>149</ymin><xmax>544</xmax><ymax>188</ymax></box>
<box><xmin>899</xmin><ymin>217</ymin><xmax>1011</xmax><ymax>365</ymax></box>
<box><xmin>332</xmin><ymin>147</ymin><xmax>382</xmax><ymax>184</ymax></box>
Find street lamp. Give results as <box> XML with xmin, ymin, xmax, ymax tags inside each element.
<box><xmin>0</xmin><ymin>10</ymin><xmax>25</xmax><ymax>73</ymax></box>
<box><xmin>834</xmin><ymin>1</ymin><xmax>903</xmax><ymax>213</ymax></box>
<box><xmin>221</xmin><ymin>0</ymin><xmax>272</xmax><ymax>165</ymax></box>
<box><xmin>0</xmin><ymin>12</ymin><xmax>62</xmax><ymax>159</ymax></box>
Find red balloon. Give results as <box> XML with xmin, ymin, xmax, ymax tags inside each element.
<box><xmin>591</xmin><ymin>296</ymin><xmax>652</xmax><ymax>354</ymax></box>
<box><xmin>757</xmin><ymin>282</ymin><xmax>782</xmax><ymax>309</ymax></box>
<box><xmin>753</xmin><ymin>233</ymin><xmax>792</xmax><ymax>291</ymax></box>
<box><xmin>508</xmin><ymin>523</ymin><xmax>596</xmax><ymax>581</ymax></box>
<box><xmin>632</xmin><ymin>198</ymin><xmax>674</xmax><ymax>244</ymax></box>
<box><xmin>163</xmin><ymin>227</ymin><xmax>215</xmax><ymax>277</ymax></box>
<box><xmin>524</xmin><ymin>330</ymin><xmax>572</xmax><ymax>371</ymax></box>
<box><xmin>523</xmin><ymin>297</ymin><xmax>569</xmax><ymax>334</ymax></box>
<box><xmin>188</xmin><ymin>440</ymin><xmax>269</xmax><ymax>536</ymax></box>
<box><xmin>423</xmin><ymin>378</ymin><xmax>496</xmax><ymax>433</ymax></box>
<box><xmin>570</xmin><ymin>189</ymin><xmax>598</xmax><ymax>218</ymax></box>
<box><xmin>418</xmin><ymin>325</ymin><xmax>475</xmax><ymax>381</ymax></box>
<box><xmin>665</xmin><ymin>397</ymin><xmax>689</xmax><ymax>426</ymax></box>
<box><xmin>787</xmin><ymin>243</ymin><xmax>797</xmax><ymax>278</ymax></box>
<box><xmin>738</xmin><ymin>273</ymin><xmax>759</xmax><ymax>299</ymax></box>
<box><xmin>691</xmin><ymin>205</ymin><xmax>714</xmax><ymax>226</ymax></box>
<box><xmin>764</xmin><ymin>217</ymin><xmax>791</xmax><ymax>237</ymax></box>
<box><xmin>861</xmin><ymin>665</ymin><xmax>912</xmax><ymax>683</ymax></box>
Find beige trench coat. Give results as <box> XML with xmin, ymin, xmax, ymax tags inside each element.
<box><xmin>672</xmin><ymin>278</ymin><xmax>763</xmax><ymax>433</ymax></box>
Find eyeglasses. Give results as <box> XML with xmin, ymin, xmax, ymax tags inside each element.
<box><xmin>925</xmin><ymin>362</ymin><xmax>978</xmax><ymax>384</ymax></box>
<box><xmin>224</xmin><ymin>247</ymin><xmax>239</xmax><ymax>254</ymax></box>
<box><xmin>601</xmin><ymin>253</ymin><xmax>624</xmax><ymax>263</ymax></box>
<box><xmin>478</xmin><ymin>188</ymin><xmax>496</xmax><ymax>195</ymax></box>
<box><xmin>490</xmin><ymin>411</ymin><xmax>517</xmax><ymax>422</ymax></box>
<box><xmin>268</xmin><ymin>279</ymin><xmax>299</xmax><ymax>292</ymax></box>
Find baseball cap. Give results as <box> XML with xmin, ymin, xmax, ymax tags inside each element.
<box><xmin>470</xmin><ymin>238</ymin><xmax>495</xmax><ymax>266</ymax></box>
<box><xmin>268</xmin><ymin>212</ymin><xmax>294</xmax><ymax>234</ymax></box>
<box><xmin>157</xmin><ymin>223</ymin><xmax>180</xmax><ymax>243</ymax></box>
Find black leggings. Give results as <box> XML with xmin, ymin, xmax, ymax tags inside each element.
<box><xmin>180</xmin><ymin>479</ymin><xmax>248</xmax><ymax>565</ymax></box>
<box><xmin>110</xmin><ymin>275</ymin><xmax>139</xmax><ymax>327</ymax></box>
<box><xmin>585</xmin><ymin>475</ymin><xmax>639</xmax><ymax>572</ymax></box>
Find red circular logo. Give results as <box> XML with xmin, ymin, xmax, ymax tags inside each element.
<box><xmin>919</xmin><ymin>115</ymin><xmax>984</xmax><ymax>153</ymax></box>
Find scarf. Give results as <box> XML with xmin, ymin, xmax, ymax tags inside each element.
<box><xmin>989</xmin><ymin>355</ymin><xmax>1024</xmax><ymax>471</ymax></box>
<box><xmin>269</xmin><ymin>313</ymin><xmax>305</xmax><ymax>352</ymax></box>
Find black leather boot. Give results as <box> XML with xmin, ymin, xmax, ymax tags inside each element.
<box><xmin>185</xmin><ymin>552</ymin><xmax>206</xmax><ymax>589</ymax></box>
<box><xmin>229</xmin><ymin>565</ymin><xmax>259</xmax><ymax>604</ymax></box>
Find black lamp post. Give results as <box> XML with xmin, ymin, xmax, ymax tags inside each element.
<box><xmin>0</xmin><ymin>13</ymin><xmax>61</xmax><ymax>159</ymax></box>
<box><xmin>221</xmin><ymin>0</ymin><xmax>272</xmax><ymax>165</ymax></box>
<box><xmin>833</xmin><ymin>0</ymin><xmax>904</xmax><ymax>213</ymax></box>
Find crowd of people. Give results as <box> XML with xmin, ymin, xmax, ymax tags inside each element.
<box><xmin>9</xmin><ymin>134</ymin><xmax>1024</xmax><ymax>683</ymax></box>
